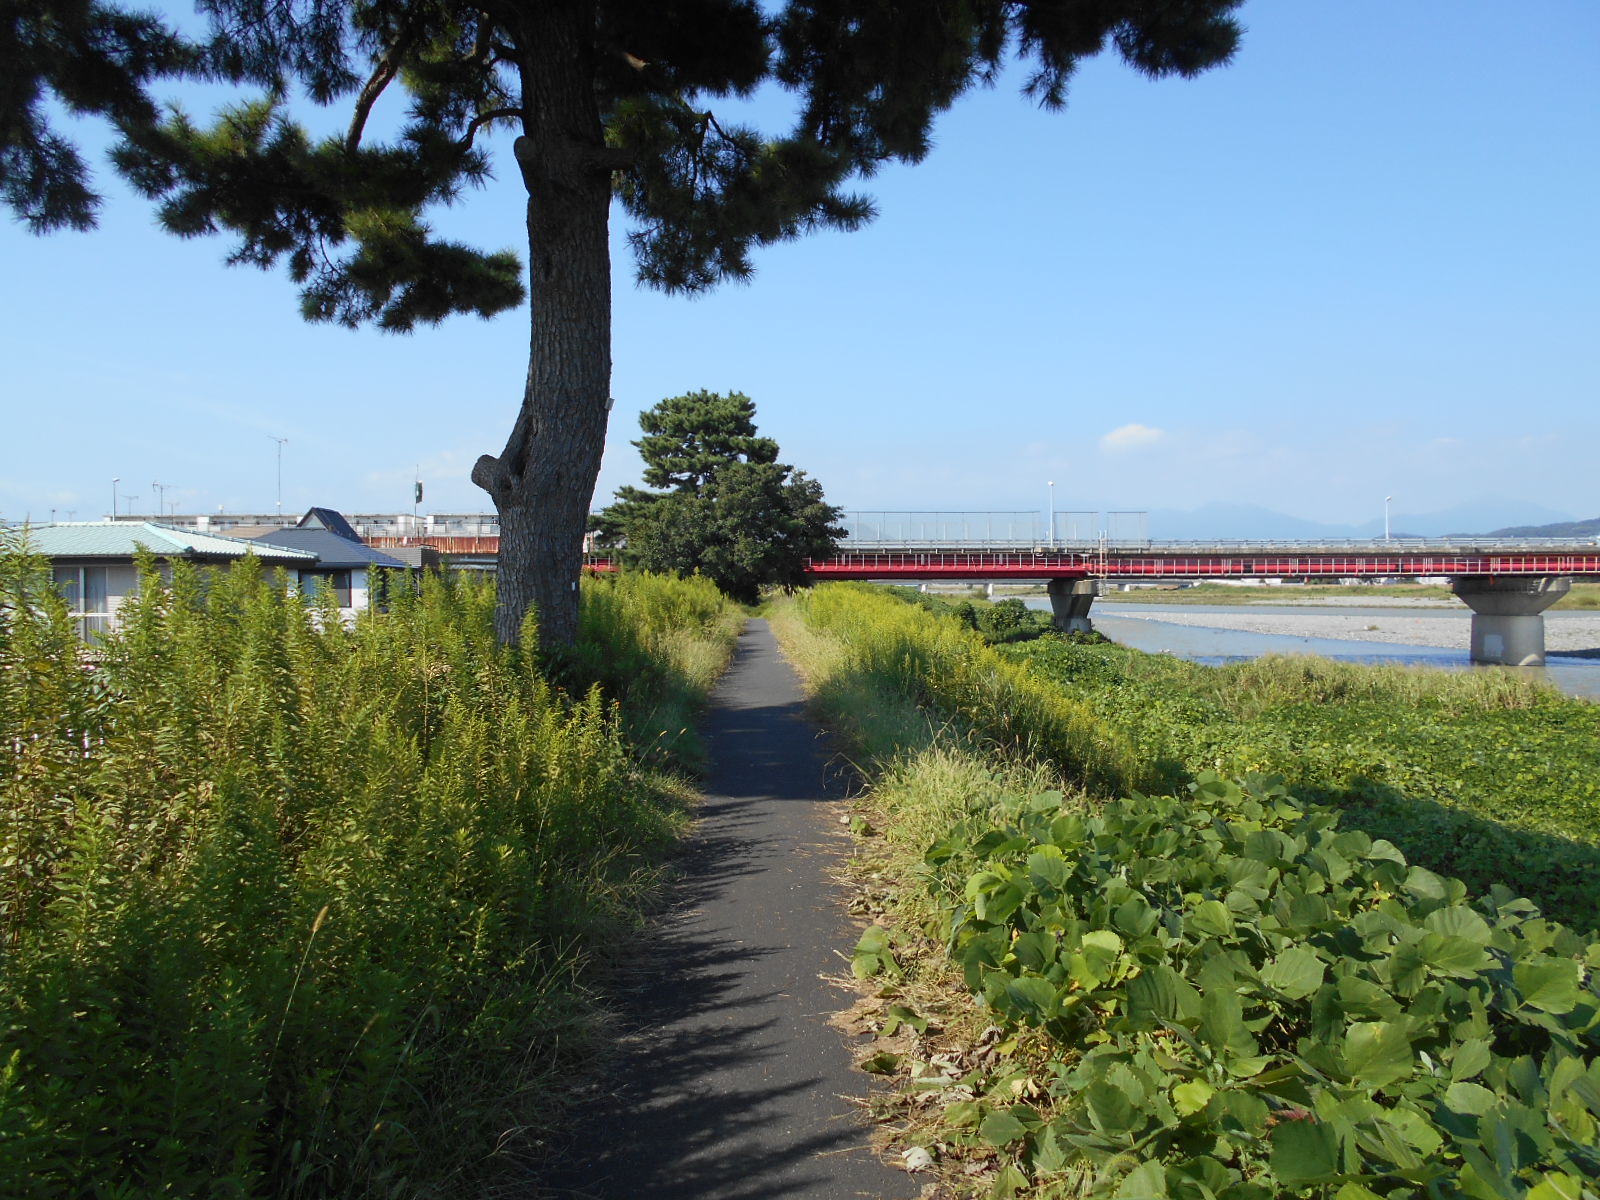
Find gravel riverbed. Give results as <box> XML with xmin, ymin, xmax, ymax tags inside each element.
<box><xmin>1100</xmin><ymin>605</ymin><xmax>1600</xmax><ymax>656</ymax></box>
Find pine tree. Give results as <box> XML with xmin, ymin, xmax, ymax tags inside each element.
<box><xmin>2</xmin><ymin>0</ymin><xmax>1243</xmax><ymax>648</ymax></box>
<box><xmin>599</xmin><ymin>390</ymin><xmax>843</xmax><ymax>604</ymax></box>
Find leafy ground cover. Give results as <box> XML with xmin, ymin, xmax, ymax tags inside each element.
<box><xmin>771</xmin><ymin>584</ymin><xmax>1600</xmax><ymax>1200</ymax></box>
<box><xmin>1004</xmin><ymin>640</ymin><xmax>1600</xmax><ymax>933</ymax></box>
<box><xmin>0</xmin><ymin>539</ymin><xmax>738</xmax><ymax>1198</ymax></box>
<box><xmin>918</xmin><ymin>774</ymin><xmax>1600</xmax><ymax>1199</ymax></box>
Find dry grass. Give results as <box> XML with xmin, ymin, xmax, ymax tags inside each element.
<box><xmin>770</xmin><ymin>594</ymin><xmax>1103</xmax><ymax>1196</ymax></box>
<box><xmin>832</xmin><ymin>754</ymin><xmax>1118</xmax><ymax>1199</ymax></box>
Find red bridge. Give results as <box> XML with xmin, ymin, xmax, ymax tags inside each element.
<box><xmin>800</xmin><ymin>536</ymin><xmax>1600</xmax><ymax>669</ymax></box>
<box><xmin>371</xmin><ymin>510</ymin><xmax>1600</xmax><ymax>667</ymax></box>
<box><xmin>805</xmin><ymin>544</ymin><xmax>1600</xmax><ymax>582</ymax></box>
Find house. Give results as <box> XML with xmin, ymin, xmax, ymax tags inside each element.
<box><xmin>248</xmin><ymin>508</ymin><xmax>410</xmax><ymax>616</ymax></box>
<box><xmin>22</xmin><ymin>522</ymin><xmax>318</xmax><ymax>639</ymax></box>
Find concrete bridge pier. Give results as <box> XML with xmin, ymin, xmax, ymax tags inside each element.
<box><xmin>1450</xmin><ymin>575</ymin><xmax>1570</xmax><ymax>666</ymax></box>
<box><xmin>1047</xmin><ymin>578</ymin><xmax>1097</xmax><ymax>634</ymax></box>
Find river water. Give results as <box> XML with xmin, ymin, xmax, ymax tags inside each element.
<box><xmin>1022</xmin><ymin>600</ymin><xmax>1600</xmax><ymax>701</ymax></box>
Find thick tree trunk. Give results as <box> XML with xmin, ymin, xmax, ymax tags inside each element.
<box><xmin>471</xmin><ymin>2</ymin><xmax>612</xmax><ymax>650</ymax></box>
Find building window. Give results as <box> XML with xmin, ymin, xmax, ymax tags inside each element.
<box><xmin>301</xmin><ymin>570</ymin><xmax>353</xmax><ymax>608</ymax></box>
<box><xmin>53</xmin><ymin>565</ymin><xmax>112</xmax><ymax>641</ymax></box>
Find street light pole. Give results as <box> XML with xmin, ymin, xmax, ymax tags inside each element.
<box><xmin>1384</xmin><ymin>495</ymin><xmax>1393</xmax><ymax>542</ymax></box>
<box><xmin>111</xmin><ymin>477</ymin><xmax>120</xmax><ymax>520</ymax></box>
<box><xmin>1048</xmin><ymin>481</ymin><xmax>1055</xmax><ymax>547</ymax></box>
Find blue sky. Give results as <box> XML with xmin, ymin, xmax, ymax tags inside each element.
<box><xmin>3</xmin><ymin>1</ymin><xmax>1596</xmax><ymax>533</ymax></box>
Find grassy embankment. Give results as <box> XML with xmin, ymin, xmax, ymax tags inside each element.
<box><xmin>770</xmin><ymin>584</ymin><xmax>1600</xmax><ymax>1200</ymax></box>
<box><xmin>0</xmin><ymin>540</ymin><xmax>741</xmax><ymax>1199</ymax></box>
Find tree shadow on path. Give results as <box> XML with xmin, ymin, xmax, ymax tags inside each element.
<box><xmin>530</xmin><ymin>621</ymin><xmax>915</xmax><ymax>1200</ymax></box>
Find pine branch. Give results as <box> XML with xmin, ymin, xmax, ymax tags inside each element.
<box><xmin>347</xmin><ymin>20</ymin><xmax>428</xmax><ymax>152</ymax></box>
<box><xmin>346</xmin><ymin>55</ymin><xmax>402</xmax><ymax>151</ymax></box>
<box><xmin>458</xmin><ymin>107</ymin><xmax>525</xmax><ymax>150</ymax></box>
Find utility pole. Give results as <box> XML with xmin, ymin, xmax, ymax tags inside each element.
<box><xmin>152</xmin><ymin>480</ymin><xmax>166</xmax><ymax>517</ymax></box>
<box><xmin>269</xmin><ymin>436</ymin><xmax>288</xmax><ymax>515</ymax></box>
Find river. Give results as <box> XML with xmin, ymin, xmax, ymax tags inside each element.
<box><xmin>1022</xmin><ymin>599</ymin><xmax>1600</xmax><ymax>701</ymax></box>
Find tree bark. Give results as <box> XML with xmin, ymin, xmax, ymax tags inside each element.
<box><xmin>471</xmin><ymin>1</ymin><xmax>612</xmax><ymax>650</ymax></box>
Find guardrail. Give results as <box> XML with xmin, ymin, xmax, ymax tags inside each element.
<box><xmin>832</xmin><ymin>537</ymin><xmax>1600</xmax><ymax>552</ymax></box>
<box><xmin>806</xmin><ymin>549</ymin><xmax>1600</xmax><ymax>579</ymax></box>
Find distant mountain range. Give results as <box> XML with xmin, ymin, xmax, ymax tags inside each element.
<box><xmin>1486</xmin><ymin>517</ymin><xmax>1600</xmax><ymax>538</ymax></box>
<box><xmin>1144</xmin><ymin>500</ymin><xmax>1596</xmax><ymax>541</ymax></box>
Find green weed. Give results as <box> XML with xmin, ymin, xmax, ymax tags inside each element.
<box><xmin>0</xmin><ymin>549</ymin><xmax>736</xmax><ymax>1197</ymax></box>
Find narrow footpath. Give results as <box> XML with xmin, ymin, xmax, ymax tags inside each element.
<box><xmin>536</xmin><ymin>619</ymin><xmax>918</xmax><ymax>1200</ymax></box>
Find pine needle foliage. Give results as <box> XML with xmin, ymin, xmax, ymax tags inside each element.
<box><xmin>4</xmin><ymin>0</ymin><xmax>1243</xmax><ymax>650</ymax></box>
<box><xmin>0</xmin><ymin>547</ymin><xmax>733</xmax><ymax>1197</ymax></box>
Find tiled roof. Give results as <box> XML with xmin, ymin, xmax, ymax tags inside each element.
<box><xmin>249</xmin><ymin>528</ymin><xmax>408</xmax><ymax>570</ymax></box>
<box><xmin>20</xmin><ymin>522</ymin><xmax>317</xmax><ymax>563</ymax></box>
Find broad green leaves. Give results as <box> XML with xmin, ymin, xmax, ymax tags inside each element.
<box><xmin>929</xmin><ymin>774</ymin><xmax>1600</xmax><ymax>1198</ymax></box>
<box><xmin>1005</xmin><ymin>637</ymin><xmax>1600</xmax><ymax>932</ymax></box>
<box><xmin>852</xmin><ymin>924</ymin><xmax>900</xmax><ymax>980</ymax></box>
<box><xmin>1260</xmin><ymin>946</ymin><xmax>1326</xmax><ymax>1000</ymax></box>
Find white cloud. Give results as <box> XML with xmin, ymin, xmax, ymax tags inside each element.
<box><xmin>1099</xmin><ymin>423</ymin><xmax>1166</xmax><ymax>453</ymax></box>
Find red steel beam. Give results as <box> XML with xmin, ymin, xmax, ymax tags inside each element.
<box><xmin>367</xmin><ymin>538</ymin><xmax>1600</xmax><ymax>579</ymax></box>
<box><xmin>804</xmin><ymin>551</ymin><xmax>1600</xmax><ymax>579</ymax></box>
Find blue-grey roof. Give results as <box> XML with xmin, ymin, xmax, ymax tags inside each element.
<box><xmin>250</xmin><ymin>528</ymin><xmax>407</xmax><ymax>570</ymax></box>
<box><xmin>298</xmin><ymin>507</ymin><xmax>364</xmax><ymax>541</ymax></box>
<box><xmin>21</xmin><ymin>522</ymin><xmax>317</xmax><ymax>564</ymax></box>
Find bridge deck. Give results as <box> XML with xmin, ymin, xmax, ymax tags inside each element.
<box><xmin>366</xmin><ymin>536</ymin><xmax>1600</xmax><ymax>581</ymax></box>
<box><xmin>809</xmin><ymin>548</ymin><xmax>1600</xmax><ymax>580</ymax></box>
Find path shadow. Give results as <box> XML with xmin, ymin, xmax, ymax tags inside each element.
<box><xmin>521</xmin><ymin>640</ymin><xmax>902</xmax><ymax>1199</ymax></box>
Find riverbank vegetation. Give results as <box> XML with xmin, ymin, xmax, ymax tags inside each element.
<box><xmin>0</xmin><ymin>540</ymin><xmax>739</xmax><ymax>1198</ymax></box>
<box><xmin>1006</xmin><ymin>639</ymin><xmax>1600</xmax><ymax>932</ymax></box>
<box><xmin>771</xmin><ymin>584</ymin><xmax>1600</xmax><ymax>1200</ymax></box>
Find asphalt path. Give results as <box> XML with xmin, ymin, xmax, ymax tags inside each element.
<box><xmin>535</xmin><ymin>618</ymin><xmax>917</xmax><ymax>1200</ymax></box>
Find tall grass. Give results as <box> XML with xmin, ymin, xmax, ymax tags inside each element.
<box><xmin>778</xmin><ymin>584</ymin><xmax>1144</xmax><ymax>795</ymax></box>
<box><xmin>1002</xmin><ymin>635</ymin><xmax>1600</xmax><ymax>929</ymax></box>
<box><xmin>0</xmin><ymin>543</ymin><xmax>737</xmax><ymax>1198</ymax></box>
<box><xmin>1098</xmin><ymin>643</ymin><xmax>1554</xmax><ymax>720</ymax></box>
<box><xmin>570</xmin><ymin>570</ymin><xmax>745</xmax><ymax>770</ymax></box>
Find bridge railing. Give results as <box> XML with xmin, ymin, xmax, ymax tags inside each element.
<box><xmin>835</xmin><ymin>512</ymin><xmax>1600</xmax><ymax>554</ymax></box>
<box><xmin>1112</xmin><ymin>537</ymin><xmax>1600</xmax><ymax>552</ymax></box>
<box><xmin>839</xmin><ymin>511</ymin><xmax>1153</xmax><ymax>548</ymax></box>
<box><xmin>805</xmin><ymin>549</ymin><xmax>1600</xmax><ymax>579</ymax></box>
